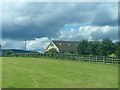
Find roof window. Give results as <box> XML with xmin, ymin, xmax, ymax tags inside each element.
<box><xmin>59</xmin><ymin>43</ymin><xmax>62</xmax><ymax>45</ymax></box>
<box><xmin>68</xmin><ymin>43</ymin><xmax>70</xmax><ymax>46</ymax></box>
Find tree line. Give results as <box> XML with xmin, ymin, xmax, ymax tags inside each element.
<box><xmin>77</xmin><ymin>38</ymin><xmax>120</xmax><ymax>58</ymax></box>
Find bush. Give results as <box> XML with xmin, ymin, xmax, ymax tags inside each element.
<box><xmin>5</xmin><ymin>50</ymin><xmax>13</xmax><ymax>56</ymax></box>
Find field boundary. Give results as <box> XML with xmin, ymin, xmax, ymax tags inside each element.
<box><xmin>6</xmin><ymin>53</ymin><xmax>120</xmax><ymax>64</ymax></box>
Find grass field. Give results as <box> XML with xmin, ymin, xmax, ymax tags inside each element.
<box><xmin>2</xmin><ymin>57</ymin><xmax>118</xmax><ymax>88</ymax></box>
<box><xmin>0</xmin><ymin>58</ymin><xmax>2</xmax><ymax>89</ymax></box>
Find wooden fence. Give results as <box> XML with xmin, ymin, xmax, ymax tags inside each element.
<box><xmin>8</xmin><ymin>53</ymin><xmax>120</xmax><ymax>64</ymax></box>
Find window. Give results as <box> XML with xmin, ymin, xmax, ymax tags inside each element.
<box><xmin>68</xmin><ymin>43</ymin><xmax>70</xmax><ymax>46</ymax></box>
<box><xmin>75</xmin><ymin>43</ymin><xmax>78</xmax><ymax>45</ymax></box>
<box><xmin>59</xmin><ymin>43</ymin><xmax>62</xmax><ymax>45</ymax></box>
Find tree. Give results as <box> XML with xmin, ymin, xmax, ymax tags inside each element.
<box><xmin>88</xmin><ymin>41</ymin><xmax>100</xmax><ymax>55</ymax></box>
<box><xmin>100</xmin><ymin>38</ymin><xmax>116</xmax><ymax>56</ymax></box>
<box><xmin>77</xmin><ymin>39</ymin><xmax>101</xmax><ymax>56</ymax></box>
<box><xmin>0</xmin><ymin>44</ymin><xmax>1</xmax><ymax>50</ymax></box>
<box><xmin>77</xmin><ymin>38</ymin><xmax>117</xmax><ymax>56</ymax></box>
<box><xmin>5</xmin><ymin>50</ymin><xmax>13</xmax><ymax>56</ymax></box>
<box><xmin>77</xmin><ymin>39</ymin><xmax>89</xmax><ymax>55</ymax></box>
<box><xmin>115</xmin><ymin>41</ymin><xmax>120</xmax><ymax>58</ymax></box>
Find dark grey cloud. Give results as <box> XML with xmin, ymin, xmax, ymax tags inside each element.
<box><xmin>2</xmin><ymin>2</ymin><xmax>118</xmax><ymax>40</ymax></box>
<box><xmin>92</xmin><ymin>4</ymin><xmax>118</xmax><ymax>26</ymax></box>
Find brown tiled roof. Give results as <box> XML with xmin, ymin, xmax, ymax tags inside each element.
<box><xmin>52</xmin><ymin>40</ymin><xmax>79</xmax><ymax>51</ymax></box>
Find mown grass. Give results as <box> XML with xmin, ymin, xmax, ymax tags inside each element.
<box><xmin>0</xmin><ymin>57</ymin><xmax>2</xmax><ymax>89</ymax></box>
<box><xmin>2</xmin><ymin>57</ymin><xmax>118</xmax><ymax>88</ymax></box>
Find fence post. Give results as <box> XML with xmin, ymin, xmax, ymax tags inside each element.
<box><xmin>96</xmin><ymin>55</ymin><xmax>98</xmax><ymax>62</ymax></box>
<box><xmin>77</xmin><ymin>54</ymin><xmax>79</xmax><ymax>60</ymax></box>
<box><xmin>63</xmin><ymin>53</ymin><xmax>65</xmax><ymax>59</ymax></box>
<box><xmin>83</xmin><ymin>55</ymin><xmax>84</xmax><ymax>61</ymax></box>
<box><xmin>89</xmin><ymin>55</ymin><xmax>91</xmax><ymax>62</ymax></box>
<box><xmin>112</xmin><ymin>56</ymin><xmax>114</xmax><ymax>64</ymax></box>
<box><xmin>72</xmin><ymin>54</ymin><xmax>73</xmax><ymax>60</ymax></box>
<box><xmin>103</xmin><ymin>56</ymin><xmax>106</xmax><ymax>63</ymax></box>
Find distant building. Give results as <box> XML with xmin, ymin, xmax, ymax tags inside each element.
<box><xmin>45</xmin><ymin>41</ymin><xmax>79</xmax><ymax>54</ymax></box>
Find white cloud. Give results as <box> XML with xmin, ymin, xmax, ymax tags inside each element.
<box><xmin>2</xmin><ymin>37</ymin><xmax>50</xmax><ymax>52</ymax></box>
<box><xmin>57</xmin><ymin>25</ymin><xmax>118</xmax><ymax>41</ymax></box>
<box><xmin>26</xmin><ymin>37</ymin><xmax>50</xmax><ymax>51</ymax></box>
<box><xmin>91</xmin><ymin>26</ymin><xmax>118</xmax><ymax>40</ymax></box>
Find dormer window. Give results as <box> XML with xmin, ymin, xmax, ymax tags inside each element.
<box><xmin>75</xmin><ymin>43</ymin><xmax>78</xmax><ymax>45</ymax></box>
<box><xmin>59</xmin><ymin>43</ymin><xmax>62</xmax><ymax>45</ymax></box>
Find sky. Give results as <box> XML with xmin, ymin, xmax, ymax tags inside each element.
<box><xmin>1</xmin><ymin>1</ymin><xmax>118</xmax><ymax>52</ymax></box>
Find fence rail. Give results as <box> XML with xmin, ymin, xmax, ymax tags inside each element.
<box><xmin>6</xmin><ymin>53</ymin><xmax>120</xmax><ymax>64</ymax></box>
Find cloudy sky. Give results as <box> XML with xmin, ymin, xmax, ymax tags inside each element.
<box><xmin>1</xmin><ymin>2</ymin><xmax>118</xmax><ymax>52</ymax></box>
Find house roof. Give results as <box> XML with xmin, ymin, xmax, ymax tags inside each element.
<box><xmin>52</xmin><ymin>40</ymin><xmax>79</xmax><ymax>51</ymax></box>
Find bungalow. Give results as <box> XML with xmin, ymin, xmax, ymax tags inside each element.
<box><xmin>45</xmin><ymin>40</ymin><xmax>79</xmax><ymax>54</ymax></box>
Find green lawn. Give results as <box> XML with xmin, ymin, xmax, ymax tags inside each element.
<box><xmin>0</xmin><ymin>58</ymin><xmax>2</xmax><ymax>89</ymax></box>
<box><xmin>2</xmin><ymin>57</ymin><xmax>118</xmax><ymax>88</ymax></box>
